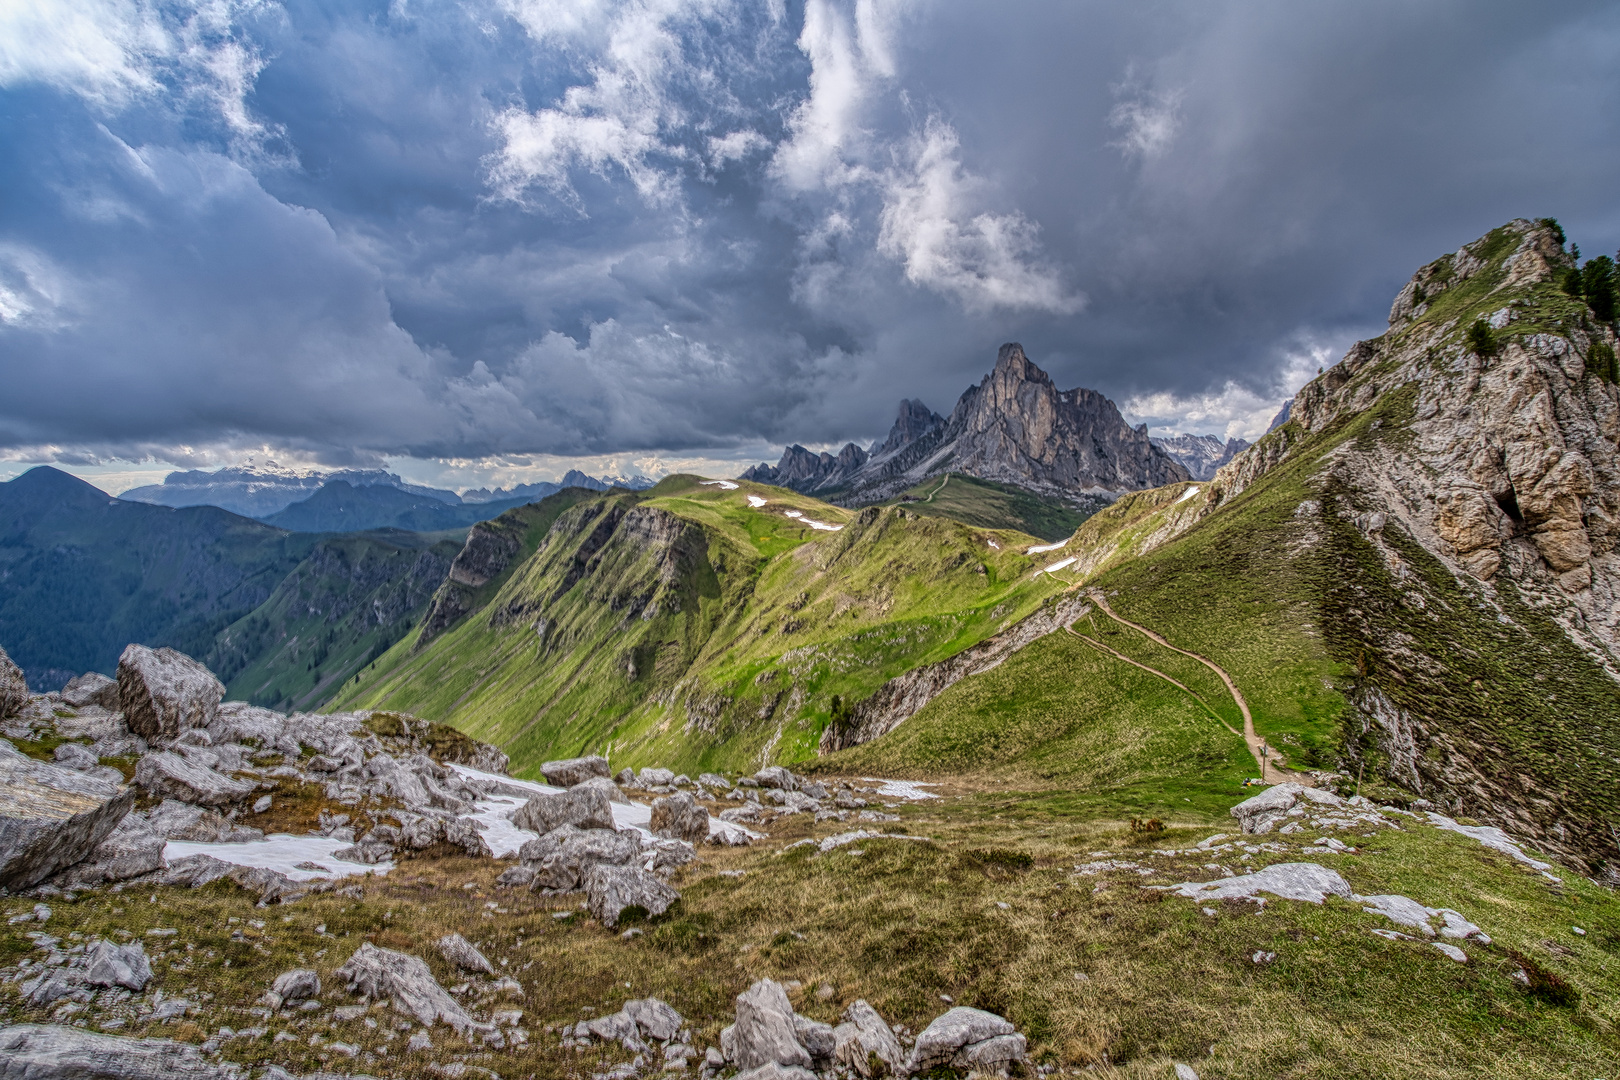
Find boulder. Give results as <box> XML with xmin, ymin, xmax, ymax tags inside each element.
<box><xmin>61</xmin><ymin>672</ymin><xmax>120</xmax><ymax>709</ymax></box>
<box><xmin>0</xmin><ymin>740</ymin><xmax>133</xmax><ymax>891</ymax></box>
<box><xmin>721</xmin><ymin>979</ymin><xmax>811</xmax><ymax>1070</ymax></box>
<box><xmin>753</xmin><ymin>766</ymin><xmax>797</xmax><ymax>791</ymax></box>
<box><xmin>650</xmin><ymin>791</ymin><xmax>709</xmax><ymax>843</ymax></box>
<box><xmin>1170</xmin><ymin>862</ymin><xmax>1354</xmax><ymax>906</ymax></box>
<box><xmin>512</xmin><ymin>786</ymin><xmax>614</xmax><ymax>835</ymax></box>
<box><xmin>572</xmin><ymin>775</ymin><xmax>631</xmax><ymax>805</ymax></box>
<box><xmin>496</xmin><ymin>865</ymin><xmax>536</xmax><ymax>888</ymax></box>
<box><xmin>52</xmin><ymin>815</ymin><xmax>166</xmax><ymax>889</ymax></box>
<box><xmin>905</xmin><ymin>1007</ymin><xmax>1018</xmax><ymax>1074</ymax></box>
<box><xmin>793</xmin><ymin>1015</ymin><xmax>836</xmax><ymax>1063</ymax></box>
<box><xmin>638</xmin><ymin>767</ymin><xmax>675</xmax><ymax>787</ymax></box>
<box><xmin>265</xmin><ymin>968</ymin><xmax>321</xmax><ymax>1009</ymax></box>
<box><xmin>615</xmin><ymin>767</ymin><xmax>637</xmax><ymax>787</ymax></box>
<box><xmin>540</xmin><ymin>755</ymin><xmax>611</xmax><ymax>787</ymax></box>
<box><xmin>1228</xmin><ymin>782</ymin><xmax>1345</xmax><ymax>834</ymax></box>
<box><xmin>624</xmin><ymin>997</ymin><xmax>684</xmax><ymax>1042</ymax></box>
<box><xmin>0</xmin><ymin>645</ymin><xmax>27</xmax><ymax>722</ymax></box>
<box><xmin>83</xmin><ymin>940</ymin><xmax>153</xmax><ymax>991</ymax></box>
<box><xmin>0</xmin><ymin>1023</ymin><xmax>241</xmax><ymax>1079</ymax></box>
<box><xmin>143</xmin><ymin>799</ymin><xmax>236</xmax><ymax>842</ymax></box>
<box><xmin>133</xmin><ymin>751</ymin><xmax>255</xmax><ymax>806</ymax></box>
<box><xmin>519</xmin><ymin>824</ymin><xmax>642</xmax><ymax>891</ymax></box>
<box><xmin>52</xmin><ymin>742</ymin><xmax>101</xmax><ymax>771</ymax></box>
<box><xmin>117</xmin><ymin>644</ymin><xmax>224</xmax><ymax>741</ymax></box>
<box><xmin>698</xmin><ymin>772</ymin><xmax>731</xmax><ymax>790</ymax></box>
<box><xmin>334</xmin><ymin>942</ymin><xmax>484</xmax><ymax>1033</ymax></box>
<box><xmin>584</xmin><ymin>862</ymin><xmax>679</xmax><ymax>927</ymax></box>
<box><xmin>832</xmin><ymin>1000</ymin><xmax>905</xmax><ymax>1077</ymax></box>
<box><xmin>437</xmin><ymin>933</ymin><xmax>495</xmax><ymax>975</ymax></box>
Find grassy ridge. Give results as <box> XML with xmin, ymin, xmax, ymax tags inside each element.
<box><xmin>877</xmin><ymin>473</ymin><xmax>1105</xmax><ymax>542</ymax></box>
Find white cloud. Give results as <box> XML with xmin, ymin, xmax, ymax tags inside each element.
<box><xmin>706</xmin><ymin>128</ymin><xmax>769</xmax><ymax>165</ymax></box>
<box><xmin>876</xmin><ymin>119</ymin><xmax>1083</xmax><ymax>315</ymax></box>
<box><xmin>0</xmin><ymin>245</ymin><xmax>74</xmax><ymax>329</ymax></box>
<box><xmin>1109</xmin><ymin>84</ymin><xmax>1183</xmax><ymax>160</ymax></box>
<box><xmin>1123</xmin><ymin>334</ymin><xmax>1334</xmax><ymax>440</ymax></box>
<box><xmin>0</xmin><ymin>0</ymin><xmax>282</xmax><ymax>156</ymax></box>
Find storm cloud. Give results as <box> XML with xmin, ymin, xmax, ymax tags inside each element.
<box><xmin>2</xmin><ymin>0</ymin><xmax>1618</xmax><ymax>480</ymax></box>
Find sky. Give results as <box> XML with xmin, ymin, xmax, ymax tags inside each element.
<box><xmin>2</xmin><ymin>0</ymin><xmax>1618</xmax><ymax>494</ymax></box>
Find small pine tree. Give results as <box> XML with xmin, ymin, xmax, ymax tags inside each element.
<box><xmin>1589</xmin><ymin>341</ymin><xmax>1618</xmax><ymax>383</ymax></box>
<box><xmin>1582</xmin><ymin>255</ymin><xmax>1617</xmax><ymax>323</ymax></box>
<box><xmin>1536</xmin><ymin>217</ymin><xmax>1566</xmax><ymax>245</ymax></box>
<box><xmin>1466</xmin><ymin>319</ymin><xmax>1497</xmax><ymax>357</ymax></box>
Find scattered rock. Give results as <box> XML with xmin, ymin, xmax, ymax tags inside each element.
<box><xmin>0</xmin><ymin>739</ymin><xmax>134</xmax><ymax>891</ymax></box>
<box><xmin>51</xmin><ymin>815</ymin><xmax>166</xmax><ymax>889</ymax></box>
<box><xmin>905</xmin><ymin>1007</ymin><xmax>1023</xmax><ymax>1074</ymax></box>
<box><xmin>52</xmin><ymin>742</ymin><xmax>101</xmax><ymax>771</ymax></box>
<box><xmin>334</xmin><ymin>942</ymin><xmax>486</xmax><ymax>1033</ymax></box>
<box><xmin>615</xmin><ymin>768</ymin><xmax>636</xmax><ymax>787</ymax></box>
<box><xmin>541</xmin><ymin>755</ymin><xmax>611</xmax><ymax>787</ymax></box>
<box><xmin>83</xmin><ymin>940</ymin><xmax>153</xmax><ymax>991</ymax></box>
<box><xmin>1431</xmin><ymin>942</ymin><xmax>1469</xmax><ymax>963</ymax></box>
<box><xmin>61</xmin><ymin>672</ymin><xmax>121</xmax><ymax>709</ymax></box>
<box><xmin>512</xmin><ymin>786</ymin><xmax>614</xmax><ymax>835</ymax></box>
<box><xmin>753</xmin><ymin>767</ymin><xmax>797</xmax><ymax>791</ymax></box>
<box><xmin>722</xmin><ymin>979</ymin><xmax>810</xmax><ymax>1070</ymax></box>
<box><xmin>133</xmin><ymin>751</ymin><xmax>255</xmax><ymax>806</ymax></box>
<box><xmin>584</xmin><ymin>863</ymin><xmax>679</xmax><ymax>928</ymax></box>
<box><xmin>650</xmin><ymin>791</ymin><xmax>710</xmax><ymax>843</ymax></box>
<box><xmin>519</xmin><ymin>824</ymin><xmax>642</xmax><ymax>891</ymax></box>
<box><xmin>1169</xmin><ymin>863</ymin><xmax>1354</xmax><ymax>906</ymax></box>
<box><xmin>831</xmin><ymin>1000</ymin><xmax>905</xmax><ymax>1077</ymax></box>
<box><xmin>265</xmin><ymin>968</ymin><xmax>322</xmax><ymax>1010</ymax></box>
<box><xmin>624</xmin><ymin>998</ymin><xmax>684</xmax><ymax>1042</ymax></box>
<box><xmin>698</xmin><ymin>772</ymin><xmax>730</xmax><ymax>790</ymax></box>
<box><xmin>438</xmin><ymin>933</ymin><xmax>495</xmax><ymax>975</ymax></box>
<box><xmin>495</xmin><ymin>865</ymin><xmax>536</xmax><ymax>888</ymax></box>
<box><xmin>117</xmin><ymin>644</ymin><xmax>225</xmax><ymax>742</ymax></box>
<box><xmin>572</xmin><ymin>775</ymin><xmax>631</xmax><ymax>806</ymax></box>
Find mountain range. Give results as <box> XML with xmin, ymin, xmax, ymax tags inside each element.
<box><xmin>123</xmin><ymin>465</ymin><xmax>655</xmax><ymax>522</ymax></box>
<box><xmin>742</xmin><ymin>343</ymin><xmax>1195</xmax><ymax>514</ymax></box>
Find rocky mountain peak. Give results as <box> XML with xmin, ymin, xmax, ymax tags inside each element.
<box><xmin>874</xmin><ymin>399</ymin><xmax>946</xmax><ymax>457</ymax></box>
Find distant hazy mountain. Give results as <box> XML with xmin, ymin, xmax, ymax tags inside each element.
<box><xmin>1150</xmin><ymin>433</ymin><xmax>1251</xmax><ymax>481</ymax></box>
<box><xmin>122</xmin><ymin>466</ymin><xmax>460</xmax><ymax>518</ymax></box>
<box><xmin>124</xmin><ymin>464</ymin><xmax>656</xmax><ymax>519</ymax></box>
<box><xmin>260</xmin><ymin>481</ymin><xmax>534</xmax><ymax>534</ymax></box>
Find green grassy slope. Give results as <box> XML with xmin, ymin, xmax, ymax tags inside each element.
<box><xmin>877</xmin><ymin>473</ymin><xmax>1105</xmax><ymax>541</ymax></box>
<box><xmin>207</xmin><ymin>530</ymin><xmax>464</xmax><ymax>710</ymax></box>
<box><xmin>329</xmin><ymin>476</ymin><xmax>1066</xmax><ymax>778</ymax></box>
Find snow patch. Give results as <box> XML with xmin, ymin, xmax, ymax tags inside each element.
<box><xmin>1026</xmin><ymin>540</ymin><xmax>1067</xmax><ymax>554</ymax></box>
<box><xmin>700</xmin><ymin>479</ymin><xmax>739</xmax><ymax>490</ymax></box>
<box><xmin>1037</xmin><ymin>556</ymin><xmax>1078</xmax><ymax>575</ymax></box>
<box><xmin>746</xmin><ymin>495</ymin><xmax>767</xmax><ymax>507</ymax></box>
<box><xmin>861</xmin><ymin>778</ymin><xmax>940</xmax><ymax>801</ymax></box>
<box><xmin>164</xmin><ymin>836</ymin><xmax>391</xmax><ymax>881</ymax></box>
<box><xmin>1176</xmin><ymin>486</ymin><xmax>1202</xmax><ymax>503</ymax></box>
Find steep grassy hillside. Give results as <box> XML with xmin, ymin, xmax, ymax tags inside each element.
<box><xmin>877</xmin><ymin>473</ymin><xmax>1104</xmax><ymax>541</ymax></box>
<box><xmin>207</xmin><ymin>530</ymin><xmax>464</xmax><ymax>710</ymax></box>
<box><xmin>330</xmin><ymin>476</ymin><xmax>1065</xmax><ymax>777</ymax></box>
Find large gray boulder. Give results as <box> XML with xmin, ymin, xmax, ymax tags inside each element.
<box><xmin>83</xmin><ymin>940</ymin><xmax>153</xmax><ymax>991</ymax></box>
<box><xmin>512</xmin><ymin>785</ymin><xmax>614</xmax><ymax>835</ymax></box>
<box><xmin>832</xmin><ymin>1000</ymin><xmax>905</xmax><ymax>1077</ymax></box>
<box><xmin>334</xmin><ymin>942</ymin><xmax>486</xmax><ymax>1033</ymax></box>
<box><xmin>0</xmin><ymin>646</ymin><xmax>26</xmax><ymax>722</ymax></box>
<box><xmin>265</xmin><ymin>968</ymin><xmax>321</xmax><ymax>1010</ymax></box>
<box><xmin>0</xmin><ymin>1023</ymin><xmax>239</xmax><ymax>1079</ymax></box>
<box><xmin>519</xmin><ymin>824</ymin><xmax>642</xmax><ymax>891</ymax></box>
<box><xmin>133</xmin><ymin>751</ymin><xmax>254</xmax><ymax>806</ymax></box>
<box><xmin>52</xmin><ymin>815</ymin><xmax>167</xmax><ymax>889</ymax></box>
<box><xmin>753</xmin><ymin>766</ymin><xmax>797</xmax><ymax>791</ymax></box>
<box><xmin>437</xmin><ymin>933</ymin><xmax>494</xmax><ymax>975</ymax></box>
<box><xmin>904</xmin><ymin>1007</ymin><xmax>1023</xmax><ymax>1074</ymax></box>
<box><xmin>117</xmin><ymin>645</ymin><xmax>224</xmax><ymax>741</ymax></box>
<box><xmin>721</xmin><ymin>978</ymin><xmax>810</xmax><ymax>1070</ymax></box>
<box><xmin>61</xmin><ymin>672</ymin><xmax>120</xmax><ymax>709</ymax></box>
<box><xmin>650</xmin><ymin>791</ymin><xmax>709</xmax><ymax>843</ymax></box>
<box><xmin>572</xmin><ymin>775</ymin><xmax>630</xmax><ymax>805</ymax></box>
<box><xmin>540</xmin><ymin>755</ymin><xmax>611</xmax><ymax>787</ymax></box>
<box><xmin>584</xmin><ymin>862</ymin><xmax>679</xmax><ymax>927</ymax></box>
<box><xmin>0</xmin><ymin>740</ymin><xmax>132</xmax><ymax>891</ymax></box>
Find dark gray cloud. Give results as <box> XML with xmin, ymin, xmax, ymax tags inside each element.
<box><xmin>2</xmin><ymin>0</ymin><xmax>1617</xmax><ymax>475</ymax></box>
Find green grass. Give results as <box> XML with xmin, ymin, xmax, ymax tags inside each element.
<box><xmin>877</xmin><ymin>473</ymin><xmax>1105</xmax><ymax>542</ymax></box>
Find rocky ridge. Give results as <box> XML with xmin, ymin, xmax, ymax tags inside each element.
<box><xmin>743</xmin><ymin>345</ymin><xmax>1189</xmax><ymax>503</ymax></box>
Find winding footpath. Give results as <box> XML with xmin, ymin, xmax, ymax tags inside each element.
<box><xmin>1079</xmin><ymin>590</ymin><xmax>1306</xmax><ymax>784</ymax></box>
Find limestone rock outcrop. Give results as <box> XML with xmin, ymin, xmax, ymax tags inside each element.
<box><xmin>117</xmin><ymin>645</ymin><xmax>224</xmax><ymax>741</ymax></box>
<box><xmin>0</xmin><ymin>740</ymin><xmax>132</xmax><ymax>891</ymax></box>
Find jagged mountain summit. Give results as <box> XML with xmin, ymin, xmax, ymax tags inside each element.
<box><xmin>742</xmin><ymin>343</ymin><xmax>1190</xmax><ymax>502</ymax></box>
<box><xmin>1151</xmin><ymin>433</ymin><xmax>1251</xmax><ymax>481</ymax></box>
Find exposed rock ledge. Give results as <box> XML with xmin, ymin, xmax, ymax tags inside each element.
<box><xmin>819</xmin><ymin>595</ymin><xmax>1090</xmax><ymax>753</ymax></box>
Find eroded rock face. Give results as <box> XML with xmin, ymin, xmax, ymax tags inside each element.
<box><xmin>905</xmin><ymin>1006</ymin><xmax>1024</xmax><ymax>1074</ymax></box>
<box><xmin>0</xmin><ymin>741</ymin><xmax>133</xmax><ymax>891</ymax></box>
<box><xmin>117</xmin><ymin>645</ymin><xmax>224</xmax><ymax>741</ymax></box>
<box><xmin>512</xmin><ymin>786</ymin><xmax>614</xmax><ymax>835</ymax></box>
<box><xmin>832</xmin><ymin>1000</ymin><xmax>905</xmax><ymax>1077</ymax></box>
<box><xmin>540</xmin><ymin>755</ymin><xmax>610</xmax><ymax>787</ymax></box>
<box><xmin>52</xmin><ymin>815</ymin><xmax>166</xmax><ymax>889</ymax></box>
<box><xmin>0</xmin><ymin>1023</ymin><xmax>238</xmax><ymax>1079</ymax></box>
<box><xmin>518</xmin><ymin>824</ymin><xmax>641</xmax><ymax>891</ymax></box>
<box><xmin>721</xmin><ymin>979</ymin><xmax>810</xmax><ymax>1070</ymax></box>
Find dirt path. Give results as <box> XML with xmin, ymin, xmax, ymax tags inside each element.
<box><xmin>1065</xmin><ymin>626</ymin><xmax>1243</xmax><ymax>739</ymax></box>
<box><xmin>920</xmin><ymin>474</ymin><xmax>950</xmax><ymax>503</ymax></box>
<box><xmin>1082</xmin><ymin>590</ymin><xmax>1306</xmax><ymax>784</ymax></box>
